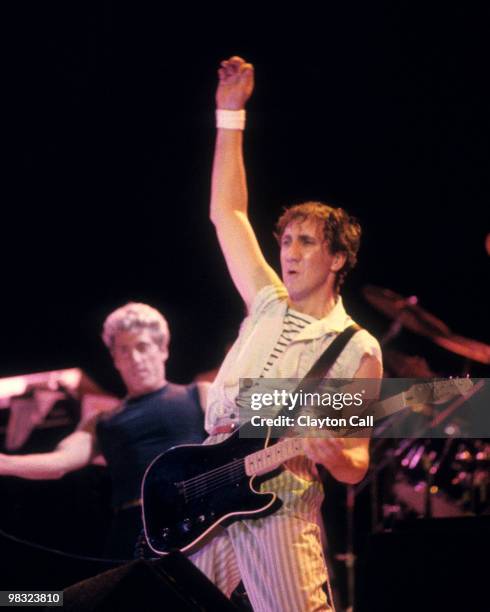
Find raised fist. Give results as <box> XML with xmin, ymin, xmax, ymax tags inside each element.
<box><xmin>216</xmin><ymin>56</ymin><xmax>254</xmax><ymax>110</ymax></box>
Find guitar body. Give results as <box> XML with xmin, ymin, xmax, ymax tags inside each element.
<box><xmin>142</xmin><ymin>379</ymin><xmax>473</xmax><ymax>555</ymax></box>
<box><xmin>142</xmin><ymin>425</ymin><xmax>282</xmax><ymax>555</ymax></box>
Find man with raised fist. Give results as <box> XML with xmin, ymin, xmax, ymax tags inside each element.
<box><xmin>188</xmin><ymin>57</ymin><xmax>382</xmax><ymax>611</ymax></box>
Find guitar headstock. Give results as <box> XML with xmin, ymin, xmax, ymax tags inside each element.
<box><xmin>405</xmin><ymin>378</ymin><xmax>474</xmax><ymax>406</ymax></box>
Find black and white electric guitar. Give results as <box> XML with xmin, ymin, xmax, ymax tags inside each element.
<box><xmin>142</xmin><ymin>378</ymin><xmax>473</xmax><ymax>554</ymax></box>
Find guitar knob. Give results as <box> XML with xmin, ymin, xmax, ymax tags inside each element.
<box><xmin>197</xmin><ymin>514</ymin><xmax>206</xmax><ymax>523</ymax></box>
<box><xmin>161</xmin><ymin>528</ymin><xmax>170</xmax><ymax>540</ymax></box>
<box><xmin>182</xmin><ymin>519</ymin><xmax>192</xmax><ymax>532</ymax></box>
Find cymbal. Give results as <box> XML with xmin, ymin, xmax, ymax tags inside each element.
<box><xmin>363</xmin><ymin>285</ymin><xmax>490</xmax><ymax>364</ymax></box>
<box><xmin>433</xmin><ymin>335</ymin><xmax>490</xmax><ymax>365</ymax></box>
<box><xmin>363</xmin><ymin>285</ymin><xmax>450</xmax><ymax>336</ymax></box>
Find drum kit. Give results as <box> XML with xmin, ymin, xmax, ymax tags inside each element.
<box><xmin>362</xmin><ymin>285</ymin><xmax>490</xmax><ymax>521</ymax></box>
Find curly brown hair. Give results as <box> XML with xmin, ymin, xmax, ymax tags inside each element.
<box><xmin>274</xmin><ymin>201</ymin><xmax>361</xmax><ymax>290</ymax></box>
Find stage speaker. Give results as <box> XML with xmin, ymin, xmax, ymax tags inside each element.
<box><xmin>356</xmin><ymin>517</ymin><xmax>490</xmax><ymax>612</ymax></box>
<box><xmin>62</xmin><ymin>553</ymin><xmax>237</xmax><ymax>611</ymax></box>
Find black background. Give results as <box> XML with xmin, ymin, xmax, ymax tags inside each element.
<box><xmin>3</xmin><ymin>3</ymin><xmax>489</xmax><ymax>393</ymax></box>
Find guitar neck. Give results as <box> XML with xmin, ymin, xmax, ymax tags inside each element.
<box><xmin>242</xmin><ymin>392</ymin><xmax>406</xmax><ymax>477</ymax></box>
<box><xmin>242</xmin><ymin>381</ymin><xmax>468</xmax><ymax>478</ymax></box>
<box><xmin>244</xmin><ymin>438</ymin><xmax>305</xmax><ymax>477</ymax></box>
<box><xmin>372</xmin><ymin>390</ymin><xmax>406</xmax><ymax>420</ymax></box>
<box><xmin>243</xmin><ymin>392</ymin><xmax>407</xmax><ymax>478</ymax></box>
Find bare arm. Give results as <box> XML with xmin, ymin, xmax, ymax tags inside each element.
<box><xmin>0</xmin><ymin>430</ymin><xmax>96</xmax><ymax>480</ymax></box>
<box><xmin>211</xmin><ymin>56</ymin><xmax>282</xmax><ymax>310</ymax></box>
<box><xmin>304</xmin><ymin>353</ymin><xmax>383</xmax><ymax>484</ymax></box>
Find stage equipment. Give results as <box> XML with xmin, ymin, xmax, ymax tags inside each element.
<box><xmin>393</xmin><ymin>437</ymin><xmax>490</xmax><ymax>518</ymax></box>
<box><xmin>363</xmin><ymin>285</ymin><xmax>490</xmax><ymax>363</ymax></box>
<box><xmin>62</xmin><ymin>554</ymin><xmax>237</xmax><ymax>611</ymax></box>
<box><xmin>0</xmin><ymin>368</ymin><xmax>118</xmax><ymax>450</ymax></box>
<box><xmin>382</xmin><ymin>348</ymin><xmax>435</xmax><ymax>378</ymax></box>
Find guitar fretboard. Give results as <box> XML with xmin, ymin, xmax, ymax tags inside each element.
<box><xmin>245</xmin><ymin>438</ymin><xmax>305</xmax><ymax>477</ymax></box>
<box><xmin>242</xmin><ymin>380</ymin><xmax>471</xmax><ymax>477</ymax></box>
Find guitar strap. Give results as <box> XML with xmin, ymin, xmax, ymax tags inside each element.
<box><xmin>300</xmin><ymin>323</ymin><xmax>362</xmax><ymax>383</ymax></box>
<box><xmin>287</xmin><ymin>323</ymin><xmax>363</xmax><ymax>493</ymax></box>
<box><xmin>274</xmin><ymin>323</ymin><xmax>362</xmax><ymax>420</ymax></box>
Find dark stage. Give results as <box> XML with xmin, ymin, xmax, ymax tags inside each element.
<box><xmin>1</xmin><ymin>3</ymin><xmax>489</xmax><ymax>611</ymax></box>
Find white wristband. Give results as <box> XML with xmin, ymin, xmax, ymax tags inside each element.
<box><xmin>216</xmin><ymin>109</ymin><xmax>246</xmax><ymax>131</ymax></box>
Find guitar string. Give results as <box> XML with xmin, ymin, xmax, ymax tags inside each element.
<box><xmin>177</xmin><ymin>457</ymin><xmax>245</xmax><ymax>489</ymax></box>
<box><xmin>177</xmin><ymin>444</ymin><xmax>286</xmax><ymax>492</ymax></box>
<box><xmin>179</xmin><ymin>445</ymin><xmax>286</xmax><ymax>493</ymax></box>
<box><xmin>177</xmin><ymin>383</ymin><xmax>464</xmax><ymax>493</ymax></box>
<box><xmin>182</xmin><ymin>462</ymin><xmax>246</xmax><ymax>498</ymax></box>
<box><xmin>184</xmin><ymin>464</ymin><xmax>248</xmax><ymax>501</ymax></box>
<box><xmin>184</xmin><ymin>443</ymin><xmax>300</xmax><ymax>499</ymax></box>
<box><xmin>182</xmin><ymin>382</ymin><xmax>468</xmax><ymax>500</ymax></box>
<box><xmin>186</xmin><ymin>470</ymin><xmax>249</xmax><ymax>501</ymax></box>
<box><xmin>180</xmin><ymin>443</ymin><xmax>300</xmax><ymax>500</ymax></box>
<box><xmin>181</xmin><ymin>445</ymin><xmax>296</xmax><ymax>500</ymax></box>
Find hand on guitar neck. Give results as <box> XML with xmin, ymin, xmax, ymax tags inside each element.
<box><xmin>303</xmin><ymin>436</ymin><xmax>370</xmax><ymax>485</ymax></box>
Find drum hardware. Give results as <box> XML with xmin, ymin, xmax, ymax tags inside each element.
<box><xmin>397</xmin><ymin>437</ymin><xmax>457</xmax><ymax>519</ymax></box>
<box><xmin>334</xmin><ymin>485</ymin><xmax>357</xmax><ymax>612</ymax></box>
<box><xmin>382</xmin><ymin>349</ymin><xmax>436</xmax><ymax>392</ymax></box>
<box><xmin>381</xmin><ymin>503</ymin><xmax>403</xmax><ymax>521</ymax></box>
<box><xmin>363</xmin><ymin>285</ymin><xmax>449</xmax><ymax>338</ymax></box>
<box><xmin>379</xmin><ymin>295</ymin><xmax>418</xmax><ymax>345</ymax></box>
<box><xmin>391</xmin><ymin>435</ymin><xmax>490</xmax><ymax>519</ymax></box>
<box><xmin>356</xmin><ymin>380</ymin><xmax>485</xmax><ymax>525</ymax></box>
<box><xmin>363</xmin><ymin>285</ymin><xmax>490</xmax><ymax>364</ymax></box>
<box><xmin>450</xmin><ymin>441</ymin><xmax>490</xmax><ymax>514</ymax></box>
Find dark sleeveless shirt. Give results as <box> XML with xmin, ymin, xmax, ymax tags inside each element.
<box><xmin>96</xmin><ymin>383</ymin><xmax>206</xmax><ymax>508</ymax></box>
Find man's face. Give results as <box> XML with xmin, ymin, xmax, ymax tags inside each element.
<box><xmin>112</xmin><ymin>327</ymin><xmax>168</xmax><ymax>398</ymax></box>
<box><xmin>280</xmin><ymin>217</ymin><xmax>342</xmax><ymax>302</ymax></box>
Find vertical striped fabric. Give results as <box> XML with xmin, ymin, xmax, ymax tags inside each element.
<box><xmin>188</xmin><ymin>463</ymin><xmax>333</xmax><ymax>611</ymax></box>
